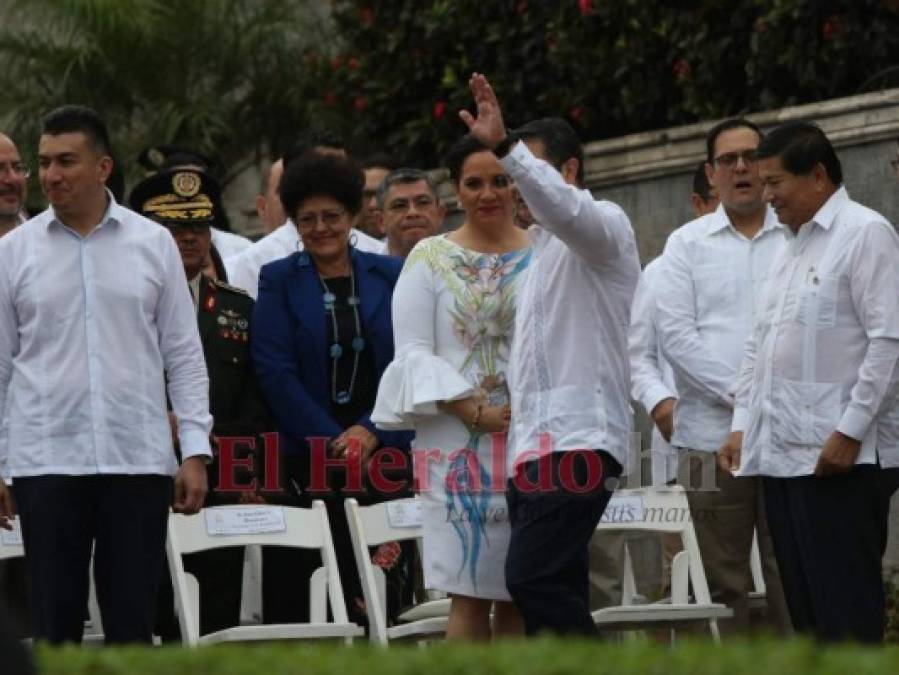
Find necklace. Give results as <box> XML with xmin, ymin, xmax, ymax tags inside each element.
<box><xmin>319</xmin><ymin>269</ymin><xmax>365</xmax><ymax>405</ymax></box>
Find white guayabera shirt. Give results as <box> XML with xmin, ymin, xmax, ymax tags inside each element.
<box><xmin>628</xmin><ymin>257</ymin><xmax>678</xmax><ymax>485</ymax></box>
<box><xmin>501</xmin><ymin>142</ymin><xmax>640</xmax><ymax>472</ymax></box>
<box><xmin>225</xmin><ymin>221</ymin><xmax>384</xmax><ymax>298</ymax></box>
<box><xmin>0</xmin><ymin>197</ymin><xmax>213</xmax><ymax>477</ymax></box>
<box><xmin>732</xmin><ymin>187</ymin><xmax>899</xmax><ymax>477</ymax></box>
<box><xmin>656</xmin><ymin>204</ymin><xmax>786</xmax><ymax>452</ymax></box>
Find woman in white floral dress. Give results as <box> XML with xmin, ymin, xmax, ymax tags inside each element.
<box><xmin>373</xmin><ymin>135</ymin><xmax>532</xmax><ymax>639</ymax></box>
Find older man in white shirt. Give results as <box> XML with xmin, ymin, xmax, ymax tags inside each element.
<box><xmin>720</xmin><ymin>121</ymin><xmax>899</xmax><ymax>643</ymax></box>
<box><xmin>656</xmin><ymin>119</ymin><xmax>790</xmax><ymax>635</ymax></box>
<box><xmin>0</xmin><ymin>106</ymin><xmax>211</xmax><ymax>645</ymax></box>
<box><xmin>460</xmin><ymin>74</ymin><xmax>640</xmax><ymax>636</ymax></box>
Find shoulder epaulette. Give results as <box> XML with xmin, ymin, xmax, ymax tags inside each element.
<box><xmin>212</xmin><ymin>278</ymin><xmax>251</xmax><ymax>297</ymax></box>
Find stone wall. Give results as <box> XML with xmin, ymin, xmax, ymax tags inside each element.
<box><xmin>583</xmin><ymin>87</ymin><xmax>899</xmax><ymax>263</ymax></box>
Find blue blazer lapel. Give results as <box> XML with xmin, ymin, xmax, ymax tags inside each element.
<box><xmin>287</xmin><ymin>254</ymin><xmax>329</xmax><ymax>388</ymax></box>
<box><xmin>352</xmin><ymin>249</ymin><xmax>392</xmax><ymax>369</ymax></box>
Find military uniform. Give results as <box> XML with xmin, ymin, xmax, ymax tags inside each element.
<box><xmin>130</xmin><ymin>168</ymin><xmax>271</xmax><ymax>638</ymax></box>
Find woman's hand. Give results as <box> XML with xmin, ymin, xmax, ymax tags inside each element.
<box><xmin>439</xmin><ymin>396</ymin><xmax>511</xmax><ymax>433</ymax></box>
<box><xmin>331</xmin><ymin>424</ymin><xmax>379</xmax><ymax>462</ymax></box>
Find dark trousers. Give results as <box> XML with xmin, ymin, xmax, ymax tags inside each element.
<box><xmin>506</xmin><ymin>449</ymin><xmax>622</xmax><ymax>636</ymax></box>
<box><xmin>14</xmin><ymin>474</ymin><xmax>172</xmax><ymax>645</ymax></box>
<box><xmin>763</xmin><ymin>465</ymin><xmax>888</xmax><ymax>643</ymax></box>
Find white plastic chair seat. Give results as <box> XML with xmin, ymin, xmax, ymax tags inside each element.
<box><xmin>197</xmin><ymin>622</ymin><xmax>363</xmax><ymax>646</ymax></box>
<box><xmin>593</xmin><ymin>603</ymin><xmax>732</xmax><ymax>628</ymax></box>
<box><xmin>396</xmin><ymin>598</ymin><xmax>451</xmax><ymax>622</ymax></box>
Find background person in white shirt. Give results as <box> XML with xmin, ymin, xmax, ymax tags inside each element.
<box><xmin>0</xmin><ymin>106</ymin><xmax>212</xmax><ymax>645</ymax></box>
<box><xmin>720</xmin><ymin>121</ymin><xmax>899</xmax><ymax>643</ymax></box>
<box><xmin>376</xmin><ymin>168</ymin><xmax>445</xmax><ymax>258</ymax></box>
<box><xmin>460</xmin><ymin>73</ymin><xmax>641</xmax><ymax>636</ymax></box>
<box><xmin>656</xmin><ymin>119</ymin><xmax>791</xmax><ymax>635</ymax></box>
<box><xmin>0</xmin><ymin>133</ymin><xmax>27</xmax><ymax>237</ymax></box>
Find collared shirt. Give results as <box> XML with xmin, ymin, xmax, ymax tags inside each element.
<box><xmin>732</xmin><ymin>187</ymin><xmax>899</xmax><ymax>477</ymax></box>
<box><xmin>502</xmin><ymin>142</ymin><xmax>640</xmax><ymax>470</ymax></box>
<box><xmin>211</xmin><ymin>227</ymin><xmax>252</xmax><ymax>259</ymax></box>
<box><xmin>188</xmin><ymin>274</ymin><xmax>201</xmax><ymax>314</ymax></box>
<box><xmin>628</xmin><ymin>257</ymin><xmax>678</xmax><ymax>484</ymax></box>
<box><xmin>224</xmin><ymin>221</ymin><xmax>384</xmax><ymax>299</ymax></box>
<box><xmin>656</xmin><ymin>204</ymin><xmax>786</xmax><ymax>452</ymax></box>
<box><xmin>0</xmin><ymin>197</ymin><xmax>212</xmax><ymax>477</ymax></box>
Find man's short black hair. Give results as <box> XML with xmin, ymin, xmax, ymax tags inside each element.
<box><xmin>756</xmin><ymin>120</ymin><xmax>843</xmax><ymax>185</ymax></box>
<box><xmin>362</xmin><ymin>153</ymin><xmax>400</xmax><ymax>172</ymax></box>
<box><xmin>692</xmin><ymin>161</ymin><xmax>714</xmax><ymax>201</ymax></box>
<box><xmin>279</xmin><ymin>152</ymin><xmax>364</xmax><ymax>219</ymax></box>
<box><xmin>705</xmin><ymin>118</ymin><xmax>762</xmax><ymax>164</ymax></box>
<box><xmin>443</xmin><ymin>134</ymin><xmax>491</xmax><ymax>184</ymax></box>
<box><xmin>376</xmin><ymin>168</ymin><xmax>440</xmax><ymax>208</ymax></box>
<box><xmin>41</xmin><ymin>105</ymin><xmax>113</xmax><ymax>157</ymax></box>
<box><xmin>282</xmin><ymin>129</ymin><xmax>346</xmax><ymax>169</ymax></box>
<box><xmin>514</xmin><ymin>117</ymin><xmax>585</xmax><ymax>186</ymax></box>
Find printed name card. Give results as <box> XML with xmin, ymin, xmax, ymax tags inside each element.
<box><xmin>205</xmin><ymin>507</ymin><xmax>286</xmax><ymax>536</ymax></box>
<box><xmin>386</xmin><ymin>500</ymin><xmax>422</xmax><ymax>528</ymax></box>
<box><xmin>600</xmin><ymin>495</ymin><xmax>644</xmax><ymax>523</ymax></box>
<box><xmin>1</xmin><ymin>519</ymin><xmax>23</xmax><ymax>546</ymax></box>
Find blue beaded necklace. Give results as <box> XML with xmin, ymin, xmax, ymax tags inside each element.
<box><xmin>319</xmin><ymin>269</ymin><xmax>365</xmax><ymax>405</ymax></box>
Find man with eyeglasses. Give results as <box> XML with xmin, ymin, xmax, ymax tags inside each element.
<box><xmin>655</xmin><ymin>118</ymin><xmax>791</xmax><ymax>636</ymax></box>
<box><xmin>0</xmin><ymin>134</ymin><xmax>28</xmax><ymax>237</ymax></box>
<box><xmin>376</xmin><ymin>168</ymin><xmax>446</xmax><ymax>258</ymax></box>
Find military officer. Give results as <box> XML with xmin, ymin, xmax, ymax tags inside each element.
<box><xmin>130</xmin><ymin>168</ymin><xmax>271</xmax><ymax>637</ymax></box>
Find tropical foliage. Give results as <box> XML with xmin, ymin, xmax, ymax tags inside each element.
<box><xmin>1</xmin><ymin>0</ymin><xmax>897</xmax><ymax>183</ymax></box>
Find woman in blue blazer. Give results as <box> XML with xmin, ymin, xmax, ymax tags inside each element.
<box><xmin>251</xmin><ymin>151</ymin><xmax>412</xmax><ymax>626</ymax></box>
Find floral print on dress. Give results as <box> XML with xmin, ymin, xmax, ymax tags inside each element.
<box><xmin>404</xmin><ymin>236</ymin><xmax>531</xmax><ymax>590</ymax></box>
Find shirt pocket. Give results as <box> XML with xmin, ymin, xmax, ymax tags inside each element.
<box><xmin>692</xmin><ymin>264</ymin><xmax>735</xmax><ymax>318</ymax></box>
<box><xmin>771</xmin><ymin>378</ymin><xmax>842</xmax><ymax>447</ymax></box>
<box><xmin>793</xmin><ymin>273</ymin><xmax>839</xmax><ymax>328</ymax></box>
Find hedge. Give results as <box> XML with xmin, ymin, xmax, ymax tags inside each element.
<box><xmin>33</xmin><ymin>639</ymin><xmax>899</xmax><ymax>675</ymax></box>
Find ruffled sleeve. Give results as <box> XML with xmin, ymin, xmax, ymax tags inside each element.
<box><xmin>372</xmin><ymin>241</ymin><xmax>474</xmax><ymax>430</ymax></box>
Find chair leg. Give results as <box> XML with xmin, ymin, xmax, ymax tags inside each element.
<box><xmin>708</xmin><ymin>618</ymin><xmax>721</xmax><ymax>643</ymax></box>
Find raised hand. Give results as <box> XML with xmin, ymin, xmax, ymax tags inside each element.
<box><xmin>458</xmin><ymin>73</ymin><xmax>507</xmax><ymax>149</ymax></box>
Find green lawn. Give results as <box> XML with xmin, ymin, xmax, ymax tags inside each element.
<box><xmin>33</xmin><ymin>638</ymin><xmax>899</xmax><ymax>675</ymax></box>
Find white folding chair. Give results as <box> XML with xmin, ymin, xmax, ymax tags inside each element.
<box><xmin>592</xmin><ymin>486</ymin><xmax>732</xmax><ymax>642</ymax></box>
<box><xmin>345</xmin><ymin>497</ymin><xmax>448</xmax><ymax>645</ymax></box>
<box><xmin>748</xmin><ymin>529</ymin><xmax>767</xmax><ymax>611</ymax></box>
<box><xmin>166</xmin><ymin>502</ymin><xmax>363</xmax><ymax>646</ymax></box>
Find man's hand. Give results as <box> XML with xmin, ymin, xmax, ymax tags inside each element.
<box><xmin>0</xmin><ymin>479</ymin><xmax>15</xmax><ymax>530</ymax></box>
<box><xmin>458</xmin><ymin>73</ymin><xmax>507</xmax><ymax>150</ymax></box>
<box><xmin>718</xmin><ymin>431</ymin><xmax>743</xmax><ymax>473</ymax></box>
<box><xmin>478</xmin><ymin>405</ymin><xmax>511</xmax><ymax>434</ymax></box>
<box><xmin>650</xmin><ymin>397</ymin><xmax>676</xmax><ymax>443</ymax></box>
<box><xmin>814</xmin><ymin>431</ymin><xmax>861</xmax><ymax>477</ymax></box>
<box><xmin>174</xmin><ymin>456</ymin><xmax>208</xmax><ymax>515</ymax></box>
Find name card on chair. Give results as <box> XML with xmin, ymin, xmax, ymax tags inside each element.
<box><xmin>205</xmin><ymin>506</ymin><xmax>287</xmax><ymax>536</ymax></box>
<box><xmin>600</xmin><ymin>495</ymin><xmax>644</xmax><ymax>524</ymax></box>
<box><xmin>1</xmin><ymin>519</ymin><xmax>22</xmax><ymax>546</ymax></box>
<box><xmin>386</xmin><ymin>500</ymin><xmax>421</xmax><ymax>528</ymax></box>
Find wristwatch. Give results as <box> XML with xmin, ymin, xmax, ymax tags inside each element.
<box><xmin>492</xmin><ymin>134</ymin><xmax>515</xmax><ymax>159</ymax></box>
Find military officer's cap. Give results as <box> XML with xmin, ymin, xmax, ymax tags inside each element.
<box><xmin>129</xmin><ymin>168</ymin><xmax>222</xmax><ymax>226</ymax></box>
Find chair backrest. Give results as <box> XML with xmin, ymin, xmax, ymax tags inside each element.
<box><xmin>166</xmin><ymin>501</ymin><xmax>349</xmax><ymax>645</ymax></box>
<box><xmin>595</xmin><ymin>486</ymin><xmax>714</xmax><ymax>605</ymax></box>
<box><xmin>0</xmin><ymin>517</ymin><xmax>24</xmax><ymax>561</ymax></box>
<box><xmin>344</xmin><ymin>497</ymin><xmax>423</xmax><ymax>644</ymax></box>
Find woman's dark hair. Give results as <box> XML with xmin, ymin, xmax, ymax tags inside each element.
<box><xmin>444</xmin><ymin>134</ymin><xmax>491</xmax><ymax>184</ymax></box>
<box><xmin>756</xmin><ymin>120</ymin><xmax>843</xmax><ymax>185</ymax></box>
<box><xmin>279</xmin><ymin>152</ymin><xmax>364</xmax><ymax>219</ymax></box>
